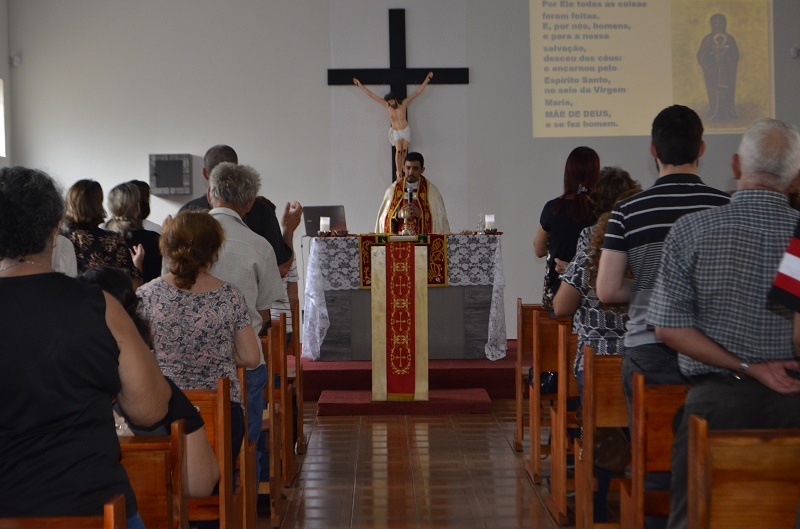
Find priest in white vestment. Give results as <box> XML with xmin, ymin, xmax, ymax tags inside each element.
<box><xmin>375</xmin><ymin>152</ymin><xmax>450</xmax><ymax>234</ymax></box>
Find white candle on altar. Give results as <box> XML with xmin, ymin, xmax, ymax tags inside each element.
<box><xmin>320</xmin><ymin>216</ymin><xmax>330</xmax><ymax>232</ymax></box>
<box><xmin>485</xmin><ymin>214</ymin><xmax>495</xmax><ymax>230</ymax></box>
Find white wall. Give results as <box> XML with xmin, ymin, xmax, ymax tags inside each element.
<box><xmin>7</xmin><ymin>0</ymin><xmax>800</xmax><ymax>340</ymax></box>
<box><xmin>331</xmin><ymin>0</ymin><xmax>468</xmax><ymax>234</ymax></box>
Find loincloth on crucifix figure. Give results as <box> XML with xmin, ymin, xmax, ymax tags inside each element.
<box><xmin>354</xmin><ymin>72</ymin><xmax>433</xmax><ymax>179</ymax></box>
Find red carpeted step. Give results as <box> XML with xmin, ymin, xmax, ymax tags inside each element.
<box><xmin>316</xmin><ymin>388</ymin><xmax>492</xmax><ymax>416</ymax></box>
<box><xmin>302</xmin><ymin>341</ymin><xmax>518</xmax><ymax>401</ymax></box>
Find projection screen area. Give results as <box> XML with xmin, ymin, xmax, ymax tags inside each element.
<box><xmin>530</xmin><ymin>0</ymin><xmax>773</xmax><ymax>137</ymax></box>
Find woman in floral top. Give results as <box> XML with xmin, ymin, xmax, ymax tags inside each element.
<box><xmin>137</xmin><ymin>210</ymin><xmax>261</xmax><ymax>465</ymax></box>
<box><xmin>62</xmin><ymin>179</ymin><xmax>142</xmax><ymax>283</ymax></box>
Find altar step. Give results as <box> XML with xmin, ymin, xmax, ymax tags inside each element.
<box><xmin>301</xmin><ymin>340</ymin><xmax>518</xmax><ymax>401</ymax></box>
<box><xmin>316</xmin><ymin>388</ymin><xmax>492</xmax><ymax>416</ymax></box>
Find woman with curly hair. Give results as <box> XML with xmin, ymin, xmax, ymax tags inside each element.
<box><xmin>136</xmin><ymin>209</ymin><xmax>261</xmax><ymax>466</ymax></box>
<box><xmin>552</xmin><ymin>166</ymin><xmax>641</xmax><ymax>523</ymax></box>
<box><xmin>553</xmin><ymin>166</ymin><xmax>641</xmax><ymax>386</ymax></box>
<box><xmin>0</xmin><ymin>166</ymin><xmax>170</xmax><ymax>527</ymax></box>
<box><xmin>63</xmin><ymin>179</ymin><xmax>143</xmax><ymax>284</ymax></box>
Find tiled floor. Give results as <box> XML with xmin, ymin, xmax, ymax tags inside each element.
<box><xmin>266</xmin><ymin>400</ymin><xmax>563</xmax><ymax>529</ymax></box>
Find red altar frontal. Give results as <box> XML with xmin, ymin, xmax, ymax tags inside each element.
<box><xmin>371</xmin><ymin>241</ymin><xmax>429</xmax><ymax>402</ymax></box>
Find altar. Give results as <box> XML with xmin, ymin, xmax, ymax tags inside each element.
<box><xmin>302</xmin><ymin>234</ymin><xmax>506</xmax><ymax>361</ymax></box>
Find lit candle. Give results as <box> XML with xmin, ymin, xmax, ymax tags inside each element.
<box><xmin>320</xmin><ymin>216</ymin><xmax>330</xmax><ymax>232</ymax></box>
<box><xmin>484</xmin><ymin>214</ymin><xmax>495</xmax><ymax>230</ymax></box>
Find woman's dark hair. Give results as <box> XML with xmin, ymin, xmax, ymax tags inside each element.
<box><xmin>128</xmin><ymin>180</ymin><xmax>152</xmax><ymax>221</ymax></box>
<box><xmin>590</xmin><ymin>166</ymin><xmax>639</xmax><ymax>217</ymax></box>
<box><xmin>78</xmin><ymin>265</ymin><xmax>152</xmax><ymax>347</ymax></box>
<box><xmin>64</xmin><ymin>179</ymin><xmax>106</xmax><ymax>228</ymax></box>
<box><xmin>0</xmin><ymin>166</ymin><xmax>64</xmax><ymax>259</ymax></box>
<box><xmin>554</xmin><ymin>146</ymin><xmax>600</xmax><ymax>223</ymax></box>
<box><xmin>160</xmin><ymin>210</ymin><xmax>224</xmax><ymax>289</ymax></box>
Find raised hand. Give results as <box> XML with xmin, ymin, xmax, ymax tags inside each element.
<box><xmin>130</xmin><ymin>244</ymin><xmax>145</xmax><ymax>272</ymax></box>
<box><xmin>282</xmin><ymin>201</ymin><xmax>303</xmax><ymax>232</ymax></box>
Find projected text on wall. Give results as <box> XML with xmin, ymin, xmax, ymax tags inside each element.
<box><xmin>530</xmin><ymin>0</ymin><xmax>773</xmax><ymax>137</ymax></box>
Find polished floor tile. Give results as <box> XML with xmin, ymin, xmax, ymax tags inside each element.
<box><xmin>265</xmin><ymin>400</ymin><xmax>570</xmax><ymax>529</ymax></box>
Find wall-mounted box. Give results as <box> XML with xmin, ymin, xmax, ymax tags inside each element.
<box><xmin>150</xmin><ymin>154</ymin><xmax>192</xmax><ymax>195</ymax></box>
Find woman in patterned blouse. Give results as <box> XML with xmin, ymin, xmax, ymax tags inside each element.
<box><xmin>62</xmin><ymin>179</ymin><xmax>142</xmax><ymax>285</ymax></box>
<box><xmin>136</xmin><ymin>209</ymin><xmax>261</xmax><ymax>466</ymax></box>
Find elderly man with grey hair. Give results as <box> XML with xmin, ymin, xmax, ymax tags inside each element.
<box><xmin>646</xmin><ymin>117</ymin><xmax>800</xmax><ymax>529</ymax></box>
<box><xmin>207</xmin><ymin>161</ymin><xmax>283</xmax><ymax>483</ymax></box>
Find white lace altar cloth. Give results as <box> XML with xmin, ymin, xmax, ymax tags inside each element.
<box><xmin>302</xmin><ymin>234</ymin><xmax>507</xmax><ymax>361</ymax></box>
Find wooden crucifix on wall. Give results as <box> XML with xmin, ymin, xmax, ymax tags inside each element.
<box><xmin>327</xmin><ymin>8</ymin><xmax>470</xmax><ymax>182</ymax></box>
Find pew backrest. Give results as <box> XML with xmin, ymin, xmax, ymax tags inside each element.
<box><xmin>0</xmin><ymin>494</ymin><xmax>126</xmax><ymax>529</ymax></box>
<box><xmin>689</xmin><ymin>415</ymin><xmax>800</xmax><ymax>529</ymax></box>
<box><xmin>119</xmin><ymin>420</ymin><xmax>188</xmax><ymax>529</ymax></box>
<box><xmin>184</xmin><ymin>378</ymin><xmax>234</xmax><ymax>529</ymax></box>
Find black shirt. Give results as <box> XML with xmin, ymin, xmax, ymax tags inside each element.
<box><xmin>0</xmin><ymin>274</ymin><xmax>136</xmax><ymax>516</ymax></box>
<box><xmin>539</xmin><ymin>197</ymin><xmax>596</xmax><ymax>293</ymax></box>
<box><xmin>129</xmin><ymin>228</ymin><xmax>162</xmax><ymax>284</ymax></box>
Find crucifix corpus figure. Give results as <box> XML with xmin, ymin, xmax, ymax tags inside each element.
<box><xmin>353</xmin><ymin>71</ymin><xmax>433</xmax><ymax>180</ymax></box>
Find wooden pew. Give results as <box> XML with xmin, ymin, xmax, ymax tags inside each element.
<box><xmin>525</xmin><ymin>310</ymin><xmax>574</xmax><ymax>484</ymax></box>
<box><xmin>542</xmin><ymin>322</ymin><xmax>580</xmax><ymax>525</ymax></box>
<box><xmin>574</xmin><ymin>350</ymin><xmax>627</xmax><ymax>529</ymax></box>
<box><xmin>119</xmin><ymin>419</ymin><xmax>188</xmax><ymax>529</ymax></box>
<box><xmin>258</xmin><ymin>315</ymin><xmax>288</xmax><ymax>528</ymax></box>
<box><xmin>688</xmin><ymin>415</ymin><xmax>800</xmax><ymax>529</ymax></box>
<box><xmin>236</xmin><ymin>367</ymin><xmax>258</xmax><ymax>529</ymax></box>
<box><xmin>273</xmin><ymin>314</ymin><xmax>297</xmax><ymax>485</ymax></box>
<box><xmin>0</xmin><ymin>494</ymin><xmax>126</xmax><ymax>529</ymax></box>
<box><xmin>619</xmin><ymin>373</ymin><xmax>688</xmax><ymax>529</ymax></box>
<box><xmin>514</xmin><ymin>299</ymin><xmax>549</xmax><ymax>452</ymax></box>
<box><xmin>184</xmin><ymin>377</ymin><xmax>240</xmax><ymax>529</ymax></box>
<box><xmin>287</xmin><ymin>298</ymin><xmax>307</xmax><ymax>454</ymax></box>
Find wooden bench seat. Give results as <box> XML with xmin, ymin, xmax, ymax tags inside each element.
<box><xmin>184</xmin><ymin>377</ymin><xmax>247</xmax><ymax>529</ymax></box>
<box><xmin>574</xmin><ymin>350</ymin><xmax>627</xmax><ymax>529</ymax></box>
<box><xmin>541</xmin><ymin>322</ymin><xmax>579</xmax><ymax>525</ymax></box>
<box><xmin>287</xmin><ymin>299</ymin><xmax>307</xmax><ymax>454</ymax></box>
<box><xmin>689</xmin><ymin>415</ymin><xmax>800</xmax><ymax>529</ymax></box>
<box><xmin>619</xmin><ymin>373</ymin><xmax>688</xmax><ymax>528</ymax></box>
<box><xmin>514</xmin><ymin>298</ymin><xmax>548</xmax><ymax>451</ymax></box>
<box><xmin>119</xmin><ymin>419</ymin><xmax>188</xmax><ymax>529</ymax></box>
<box><xmin>0</xmin><ymin>494</ymin><xmax>126</xmax><ymax>529</ymax></box>
<box><xmin>258</xmin><ymin>314</ymin><xmax>289</xmax><ymax>528</ymax></box>
<box><xmin>524</xmin><ymin>308</ymin><xmax>573</xmax><ymax>483</ymax></box>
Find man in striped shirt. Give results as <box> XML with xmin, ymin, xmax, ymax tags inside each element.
<box><xmin>596</xmin><ymin>106</ymin><xmax>730</xmax><ymax>529</ymax></box>
<box><xmin>597</xmin><ymin>105</ymin><xmax>730</xmax><ymax>410</ymax></box>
